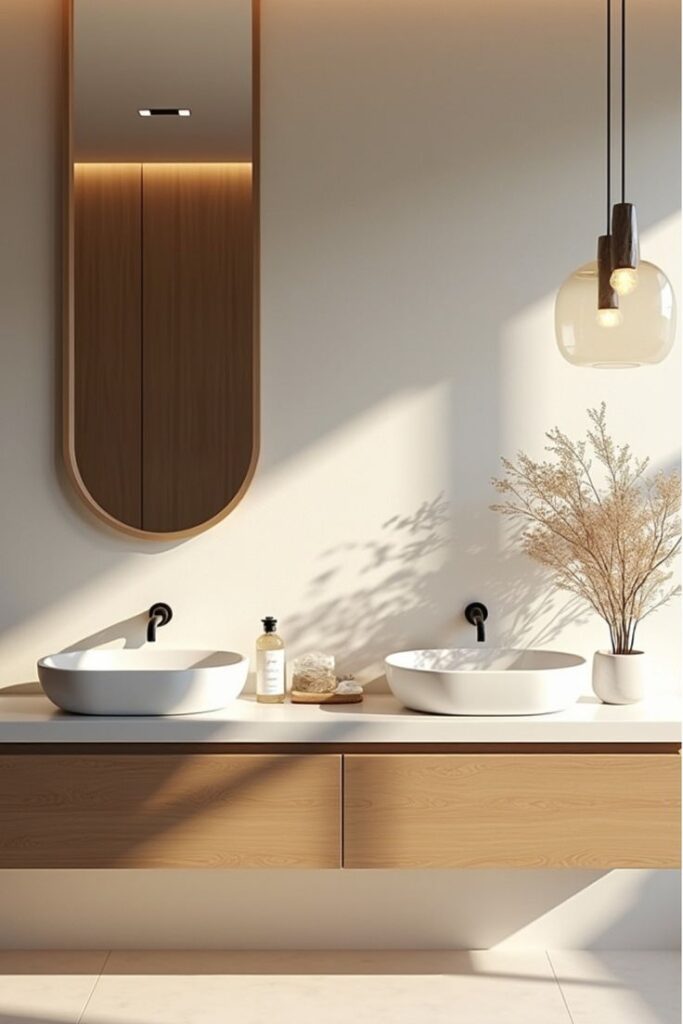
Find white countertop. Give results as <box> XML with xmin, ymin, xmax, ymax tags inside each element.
<box><xmin>0</xmin><ymin>690</ymin><xmax>679</xmax><ymax>744</ymax></box>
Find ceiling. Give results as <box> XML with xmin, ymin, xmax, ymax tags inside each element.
<box><xmin>73</xmin><ymin>0</ymin><xmax>252</xmax><ymax>162</ymax></box>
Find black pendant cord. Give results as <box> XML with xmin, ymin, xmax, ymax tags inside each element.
<box><xmin>598</xmin><ymin>0</ymin><xmax>618</xmax><ymax>315</ymax></box>
<box><xmin>621</xmin><ymin>0</ymin><xmax>626</xmax><ymax>202</ymax></box>
<box><xmin>607</xmin><ymin>0</ymin><xmax>612</xmax><ymax>232</ymax></box>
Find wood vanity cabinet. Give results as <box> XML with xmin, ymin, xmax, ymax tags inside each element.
<box><xmin>342</xmin><ymin>753</ymin><xmax>681</xmax><ymax>869</ymax></box>
<box><xmin>0</xmin><ymin>753</ymin><xmax>341</xmax><ymax>869</ymax></box>
<box><xmin>0</xmin><ymin>749</ymin><xmax>678</xmax><ymax>870</ymax></box>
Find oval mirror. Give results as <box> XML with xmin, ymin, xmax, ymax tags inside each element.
<box><xmin>65</xmin><ymin>0</ymin><xmax>259</xmax><ymax>538</ymax></box>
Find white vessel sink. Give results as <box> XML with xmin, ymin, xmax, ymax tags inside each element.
<box><xmin>385</xmin><ymin>648</ymin><xmax>586</xmax><ymax>716</ymax></box>
<box><xmin>38</xmin><ymin>649</ymin><xmax>249</xmax><ymax>716</ymax></box>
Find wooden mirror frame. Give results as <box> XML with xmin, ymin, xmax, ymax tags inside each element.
<box><xmin>62</xmin><ymin>0</ymin><xmax>260</xmax><ymax>540</ymax></box>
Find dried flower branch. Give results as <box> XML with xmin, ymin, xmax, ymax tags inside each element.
<box><xmin>491</xmin><ymin>405</ymin><xmax>681</xmax><ymax>654</ymax></box>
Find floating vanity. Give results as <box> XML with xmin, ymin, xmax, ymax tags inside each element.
<box><xmin>0</xmin><ymin>694</ymin><xmax>679</xmax><ymax>871</ymax></box>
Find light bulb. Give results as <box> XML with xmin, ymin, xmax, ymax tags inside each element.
<box><xmin>610</xmin><ymin>266</ymin><xmax>638</xmax><ymax>295</ymax></box>
<box><xmin>596</xmin><ymin>307</ymin><xmax>622</xmax><ymax>328</ymax></box>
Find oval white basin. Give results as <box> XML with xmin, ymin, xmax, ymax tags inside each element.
<box><xmin>38</xmin><ymin>649</ymin><xmax>249</xmax><ymax>716</ymax></box>
<box><xmin>385</xmin><ymin>648</ymin><xmax>586</xmax><ymax>716</ymax></box>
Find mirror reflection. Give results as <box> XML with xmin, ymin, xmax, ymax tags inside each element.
<box><xmin>67</xmin><ymin>0</ymin><xmax>258</xmax><ymax>537</ymax></box>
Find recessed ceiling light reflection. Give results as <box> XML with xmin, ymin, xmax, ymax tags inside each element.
<box><xmin>138</xmin><ymin>108</ymin><xmax>191</xmax><ymax>117</ymax></box>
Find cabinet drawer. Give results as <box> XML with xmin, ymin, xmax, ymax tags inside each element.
<box><xmin>343</xmin><ymin>754</ymin><xmax>680</xmax><ymax>868</ymax></box>
<box><xmin>0</xmin><ymin>754</ymin><xmax>341</xmax><ymax>868</ymax></box>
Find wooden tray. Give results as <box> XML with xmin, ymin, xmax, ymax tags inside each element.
<box><xmin>290</xmin><ymin>689</ymin><xmax>363</xmax><ymax>705</ymax></box>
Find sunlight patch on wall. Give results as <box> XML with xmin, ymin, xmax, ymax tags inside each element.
<box><xmin>0</xmin><ymin>384</ymin><xmax>453</xmax><ymax>687</ymax></box>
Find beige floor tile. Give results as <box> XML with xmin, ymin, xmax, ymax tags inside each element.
<box><xmin>548</xmin><ymin>951</ymin><xmax>681</xmax><ymax>1024</ymax></box>
<box><xmin>81</xmin><ymin>950</ymin><xmax>571</xmax><ymax>1024</ymax></box>
<box><xmin>0</xmin><ymin>951</ymin><xmax>107</xmax><ymax>1024</ymax></box>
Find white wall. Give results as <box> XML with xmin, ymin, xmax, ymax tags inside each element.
<box><xmin>0</xmin><ymin>870</ymin><xmax>679</xmax><ymax>951</ymax></box>
<box><xmin>0</xmin><ymin>0</ymin><xmax>679</xmax><ymax>949</ymax></box>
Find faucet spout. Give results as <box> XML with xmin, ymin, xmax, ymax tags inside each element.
<box><xmin>147</xmin><ymin>602</ymin><xmax>173</xmax><ymax>642</ymax></box>
<box><xmin>464</xmin><ymin>602</ymin><xmax>489</xmax><ymax>644</ymax></box>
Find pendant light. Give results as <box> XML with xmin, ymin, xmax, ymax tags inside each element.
<box><xmin>555</xmin><ymin>0</ymin><xmax>675</xmax><ymax>368</ymax></box>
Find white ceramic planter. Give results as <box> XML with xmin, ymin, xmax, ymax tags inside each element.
<box><xmin>592</xmin><ymin>650</ymin><xmax>647</xmax><ymax>705</ymax></box>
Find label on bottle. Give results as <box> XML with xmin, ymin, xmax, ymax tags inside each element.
<box><xmin>257</xmin><ymin>650</ymin><xmax>285</xmax><ymax>695</ymax></box>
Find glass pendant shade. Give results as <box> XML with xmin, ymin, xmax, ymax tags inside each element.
<box><xmin>555</xmin><ymin>260</ymin><xmax>676</xmax><ymax>368</ymax></box>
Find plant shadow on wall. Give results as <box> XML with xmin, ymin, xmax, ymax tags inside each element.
<box><xmin>284</xmin><ymin>494</ymin><xmax>591</xmax><ymax>685</ymax></box>
<box><xmin>284</xmin><ymin>495</ymin><xmax>450</xmax><ymax>682</ymax></box>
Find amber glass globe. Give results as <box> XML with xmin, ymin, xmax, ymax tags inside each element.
<box><xmin>555</xmin><ymin>260</ymin><xmax>676</xmax><ymax>368</ymax></box>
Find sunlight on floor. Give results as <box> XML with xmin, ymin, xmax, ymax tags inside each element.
<box><xmin>0</xmin><ymin>950</ymin><xmax>678</xmax><ymax>1024</ymax></box>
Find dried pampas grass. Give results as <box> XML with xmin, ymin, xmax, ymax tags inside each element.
<box><xmin>492</xmin><ymin>404</ymin><xmax>681</xmax><ymax>655</ymax></box>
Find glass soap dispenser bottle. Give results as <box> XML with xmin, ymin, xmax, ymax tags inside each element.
<box><xmin>256</xmin><ymin>617</ymin><xmax>286</xmax><ymax>703</ymax></box>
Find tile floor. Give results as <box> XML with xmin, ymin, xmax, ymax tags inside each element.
<box><xmin>0</xmin><ymin>950</ymin><xmax>678</xmax><ymax>1024</ymax></box>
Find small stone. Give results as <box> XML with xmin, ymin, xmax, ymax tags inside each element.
<box><xmin>335</xmin><ymin>680</ymin><xmax>363</xmax><ymax>695</ymax></box>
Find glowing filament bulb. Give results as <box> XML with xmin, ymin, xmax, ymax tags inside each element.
<box><xmin>596</xmin><ymin>307</ymin><xmax>622</xmax><ymax>328</ymax></box>
<box><xmin>610</xmin><ymin>267</ymin><xmax>638</xmax><ymax>295</ymax></box>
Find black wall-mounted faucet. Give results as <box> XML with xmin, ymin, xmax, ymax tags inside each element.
<box><xmin>147</xmin><ymin>602</ymin><xmax>173</xmax><ymax>642</ymax></box>
<box><xmin>465</xmin><ymin>602</ymin><xmax>488</xmax><ymax>643</ymax></box>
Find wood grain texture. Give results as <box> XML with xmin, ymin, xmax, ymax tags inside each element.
<box><xmin>0</xmin><ymin>754</ymin><xmax>340</xmax><ymax>869</ymax></box>
<box><xmin>73</xmin><ymin>163</ymin><xmax>142</xmax><ymax>527</ymax></box>
<box><xmin>343</xmin><ymin>754</ymin><xmax>681</xmax><ymax>869</ymax></box>
<box><xmin>141</xmin><ymin>163</ymin><xmax>254</xmax><ymax>533</ymax></box>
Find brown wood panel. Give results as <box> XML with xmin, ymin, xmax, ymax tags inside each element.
<box><xmin>1</xmin><ymin>743</ymin><xmax>679</xmax><ymax>756</ymax></box>
<box><xmin>141</xmin><ymin>164</ymin><xmax>254</xmax><ymax>533</ymax></box>
<box><xmin>73</xmin><ymin>163</ymin><xmax>142</xmax><ymax>527</ymax></box>
<box><xmin>0</xmin><ymin>754</ymin><xmax>340</xmax><ymax>868</ymax></box>
<box><xmin>343</xmin><ymin>754</ymin><xmax>681</xmax><ymax>869</ymax></box>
